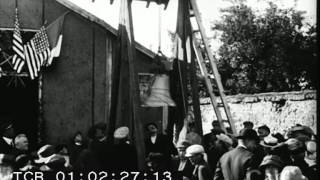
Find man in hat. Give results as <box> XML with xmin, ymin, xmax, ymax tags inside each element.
<box><xmin>145</xmin><ymin>122</ymin><xmax>177</xmax><ymax>168</ymax></box>
<box><xmin>203</xmin><ymin>120</ymin><xmax>231</xmax><ymax>173</ymax></box>
<box><xmin>203</xmin><ymin>120</ymin><xmax>225</xmax><ymax>151</ymax></box>
<box><xmin>285</xmin><ymin>138</ymin><xmax>309</xmax><ymax>177</ymax></box>
<box><xmin>172</xmin><ymin>140</ymin><xmax>194</xmax><ymax>179</ymax></box>
<box><xmin>185</xmin><ymin>144</ymin><xmax>212</xmax><ymax>180</ymax></box>
<box><xmin>0</xmin><ymin>118</ymin><xmax>15</xmax><ymax>154</ymax></box>
<box><xmin>258</xmin><ymin>125</ymin><xmax>271</xmax><ymax>141</ymax></box>
<box><xmin>243</xmin><ymin>121</ymin><xmax>254</xmax><ymax>130</ymax></box>
<box><xmin>214</xmin><ymin>129</ymin><xmax>261</xmax><ymax>180</ymax></box>
<box><xmin>111</xmin><ymin>126</ymin><xmax>137</xmax><ymax>170</ymax></box>
<box><xmin>74</xmin><ymin>122</ymin><xmax>112</xmax><ymax>170</ymax></box>
<box><xmin>287</xmin><ymin>125</ymin><xmax>314</xmax><ymax>143</ymax></box>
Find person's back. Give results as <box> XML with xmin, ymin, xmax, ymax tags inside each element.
<box><xmin>214</xmin><ymin>146</ymin><xmax>254</xmax><ymax>180</ymax></box>
<box><xmin>214</xmin><ymin>129</ymin><xmax>261</xmax><ymax>180</ymax></box>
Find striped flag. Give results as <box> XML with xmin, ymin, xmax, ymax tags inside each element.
<box><xmin>24</xmin><ymin>26</ymin><xmax>50</xmax><ymax>79</ymax></box>
<box><xmin>12</xmin><ymin>8</ymin><xmax>25</xmax><ymax>73</ymax></box>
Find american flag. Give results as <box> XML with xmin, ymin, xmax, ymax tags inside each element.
<box><xmin>24</xmin><ymin>26</ymin><xmax>51</xmax><ymax>79</ymax></box>
<box><xmin>12</xmin><ymin>8</ymin><xmax>25</xmax><ymax>73</ymax></box>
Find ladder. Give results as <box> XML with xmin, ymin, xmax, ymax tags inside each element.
<box><xmin>189</xmin><ymin>0</ymin><xmax>237</xmax><ymax>135</ymax></box>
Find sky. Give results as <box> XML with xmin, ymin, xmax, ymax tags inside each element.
<box><xmin>69</xmin><ymin>0</ymin><xmax>317</xmax><ymax>56</ymax></box>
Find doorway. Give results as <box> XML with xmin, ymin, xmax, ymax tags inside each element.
<box><xmin>0</xmin><ymin>76</ymin><xmax>39</xmax><ymax>151</ymax></box>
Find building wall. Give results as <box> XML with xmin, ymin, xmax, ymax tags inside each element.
<box><xmin>0</xmin><ymin>0</ymin><xmax>163</xmax><ymax>144</ymax></box>
<box><xmin>201</xmin><ymin>90</ymin><xmax>317</xmax><ymax>135</ymax></box>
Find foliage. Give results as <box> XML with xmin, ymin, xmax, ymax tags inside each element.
<box><xmin>212</xmin><ymin>1</ymin><xmax>317</xmax><ymax>94</ymax></box>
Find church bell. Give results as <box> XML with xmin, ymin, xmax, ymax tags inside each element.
<box><xmin>143</xmin><ymin>74</ymin><xmax>176</xmax><ymax>107</ymax></box>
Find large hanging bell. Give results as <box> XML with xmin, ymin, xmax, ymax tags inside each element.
<box><xmin>143</xmin><ymin>74</ymin><xmax>176</xmax><ymax>107</ymax></box>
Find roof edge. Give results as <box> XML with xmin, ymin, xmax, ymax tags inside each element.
<box><xmin>56</xmin><ymin>0</ymin><xmax>156</xmax><ymax>58</ymax></box>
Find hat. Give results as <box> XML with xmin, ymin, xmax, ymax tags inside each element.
<box><xmin>212</xmin><ymin>120</ymin><xmax>220</xmax><ymax>127</ymax></box>
<box><xmin>114</xmin><ymin>126</ymin><xmax>129</xmax><ymax>139</ymax></box>
<box><xmin>15</xmin><ymin>154</ymin><xmax>31</xmax><ymax>169</ymax></box>
<box><xmin>0</xmin><ymin>120</ymin><xmax>13</xmax><ymax>134</ymax></box>
<box><xmin>34</xmin><ymin>144</ymin><xmax>56</xmax><ymax>164</ymax></box>
<box><xmin>243</xmin><ymin>121</ymin><xmax>253</xmax><ymax>127</ymax></box>
<box><xmin>46</xmin><ymin>154</ymin><xmax>66</xmax><ymax>170</ymax></box>
<box><xmin>285</xmin><ymin>138</ymin><xmax>304</xmax><ymax>152</ymax></box>
<box><xmin>290</xmin><ymin>125</ymin><xmax>314</xmax><ymax>135</ymax></box>
<box><xmin>236</xmin><ymin>129</ymin><xmax>259</xmax><ymax>141</ymax></box>
<box><xmin>185</xmin><ymin>144</ymin><xmax>204</xmax><ymax>157</ymax></box>
<box><xmin>280</xmin><ymin>166</ymin><xmax>307</xmax><ymax>180</ymax></box>
<box><xmin>258</xmin><ymin>125</ymin><xmax>270</xmax><ymax>133</ymax></box>
<box><xmin>259</xmin><ymin>155</ymin><xmax>284</xmax><ymax>169</ymax></box>
<box><xmin>261</xmin><ymin>135</ymin><xmax>279</xmax><ymax>147</ymax></box>
<box><xmin>306</xmin><ymin>140</ymin><xmax>316</xmax><ymax>153</ymax></box>
<box><xmin>216</xmin><ymin>133</ymin><xmax>233</xmax><ymax>145</ymax></box>
<box><xmin>176</xmin><ymin>140</ymin><xmax>191</xmax><ymax>149</ymax></box>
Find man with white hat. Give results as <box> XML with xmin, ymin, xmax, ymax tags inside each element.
<box><xmin>111</xmin><ymin>126</ymin><xmax>137</xmax><ymax>170</ymax></box>
<box><xmin>185</xmin><ymin>144</ymin><xmax>212</xmax><ymax>180</ymax></box>
<box><xmin>172</xmin><ymin>140</ymin><xmax>194</xmax><ymax>180</ymax></box>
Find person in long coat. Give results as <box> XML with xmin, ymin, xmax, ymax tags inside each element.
<box><xmin>214</xmin><ymin>129</ymin><xmax>261</xmax><ymax>180</ymax></box>
<box><xmin>110</xmin><ymin>126</ymin><xmax>137</xmax><ymax>170</ymax></box>
<box><xmin>144</xmin><ymin>123</ymin><xmax>177</xmax><ymax>168</ymax></box>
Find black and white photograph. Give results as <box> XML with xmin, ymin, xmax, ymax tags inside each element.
<box><xmin>0</xmin><ymin>0</ymin><xmax>317</xmax><ymax>179</ymax></box>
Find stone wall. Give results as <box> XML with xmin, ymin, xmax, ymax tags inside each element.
<box><xmin>200</xmin><ymin>90</ymin><xmax>317</xmax><ymax>135</ymax></box>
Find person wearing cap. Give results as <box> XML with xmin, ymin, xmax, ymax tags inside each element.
<box><xmin>214</xmin><ymin>128</ymin><xmax>261</xmax><ymax>180</ymax></box>
<box><xmin>145</xmin><ymin>122</ymin><xmax>177</xmax><ymax>168</ymax></box>
<box><xmin>0</xmin><ymin>118</ymin><xmax>15</xmax><ymax>154</ymax></box>
<box><xmin>304</xmin><ymin>140</ymin><xmax>317</xmax><ymax>180</ymax></box>
<box><xmin>185</xmin><ymin>144</ymin><xmax>212</xmax><ymax>180</ymax></box>
<box><xmin>171</xmin><ymin>140</ymin><xmax>194</xmax><ymax>180</ymax></box>
<box><xmin>87</xmin><ymin>122</ymin><xmax>113</xmax><ymax>169</ymax></box>
<box><xmin>280</xmin><ymin>166</ymin><xmax>307</xmax><ymax>180</ymax></box>
<box><xmin>284</xmin><ymin>138</ymin><xmax>309</xmax><ymax>176</ymax></box>
<box><xmin>203</xmin><ymin>121</ymin><xmax>225</xmax><ymax>150</ymax></box>
<box><xmin>258</xmin><ymin>155</ymin><xmax>284</xmax><ymax>180</ymax></box>
<box><xmin>287</xmin><ymin>125</ymin><xmax>314</xmax><ymax>143</ymax></box>
<box><xmin>111</xmin><ymin>126</ymin><xmax>137</xmax><ymax>170</ymax></box>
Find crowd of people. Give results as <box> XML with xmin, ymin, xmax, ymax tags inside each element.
<box><xmin>0</xmin><ymin>114</ymin><xmax>317</xmax><ymax>180</ymax></box>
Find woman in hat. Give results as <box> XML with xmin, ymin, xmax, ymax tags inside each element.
<box><xmin>185</xmin><ymin>144</ymin><xmax>212</xmax><ymax>180</ymax></box>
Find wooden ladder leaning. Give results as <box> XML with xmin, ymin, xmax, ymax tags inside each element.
<box><xmin>189</xmin><ymin>0</ymin><xmax>237</xmax><ymax>135</ymax></box>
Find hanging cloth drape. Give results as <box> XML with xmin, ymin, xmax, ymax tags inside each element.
<box><xmin>108</xmin><ymin>0</ymin><xmax>145</xmax><ymax>170</ymax></box>
<box><xmin>168</xmin><ymin>0</ymin><xmax>202</xmax><ymax>143</ymax></box>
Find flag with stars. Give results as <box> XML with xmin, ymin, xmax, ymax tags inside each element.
<box><xmin>24</xmin><ymin>26</ymin><xmax>50</xmax><ymax>79</ymax></box>
<box><xmin>12</xmin><ymin>8</ymin><xmax>25</xmax><ymax>73</ymax></box>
